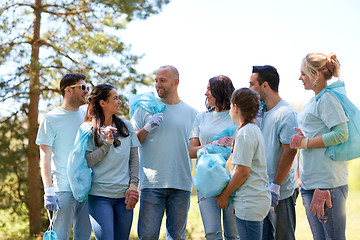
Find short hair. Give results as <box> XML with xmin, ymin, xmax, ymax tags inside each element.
<box><xmin>252</xmin><ymin>65</ymin><xmax>279</xmax><ymax>92</ymax></box>
<box><xmin>207</xmin><ymin>75</ymin><xmax>235</xmax><ymax>112</ymax></box>
<box><xmin>158</xmin><ymin>65</ymin><xmax>179</xmax><ymax>79</ymax></box>
<box><xmin>59</xmin><ymin>73</ymin><xmax>86</xmax><ymax>96</ymax></box>
<box><xmin>301</xmin><ymin>53</ymin><xmax>340</xmax><ymax>81</ymax></box>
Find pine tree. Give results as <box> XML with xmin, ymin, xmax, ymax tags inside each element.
<box><xmin>0</xmin><ymin>0</ymin><xmax>169</xmax><ymax>234</ymax></box>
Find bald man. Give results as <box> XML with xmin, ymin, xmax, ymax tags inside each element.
<box><xmin>131</xmin><ymin>65</ymin><xmax>198</xmax><ymax>240</ymax></box>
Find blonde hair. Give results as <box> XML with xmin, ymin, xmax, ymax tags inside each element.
<box><xmin>301</xmin><ymin>52</ymin><xmax>340</xmax><ymax>83</ymax></box>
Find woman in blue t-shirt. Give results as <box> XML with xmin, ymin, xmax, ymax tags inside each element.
<box><xmin>82</xmin><ymin>84</ymin><xmax>141</xmax><ymax>239</ymax></box>
<box><xmin>290</xmin><ymin>53</ymin><xmax>349</xmax><ymax>239</ymax></box>
<box><xmin>189</xmin><ymin>75</ymin><xmax>239</xmax><ymax>240</ymax></box>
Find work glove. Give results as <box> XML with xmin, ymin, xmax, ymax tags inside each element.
<box><xmin>310</xmin><ymin>189</ymin><xmax>332</xmax><ymax>220</ymax></box>
<box><xmin>125</xmin><ymin>183</ymin><xmax>139</xmax><ymax>210</ymax></box>
<box><xmin>44</xmin><ymin>186</ymin><xmax>61</xmax><ymax>211</ymax></box>
<box><xmin>144</xmin><ymin>113</ymin><xmax>163</xmax><ymax>132</ymax></box>
<box><xmin>269</xmin><ymin>182</ymin><xmax>281</xmax><ymax>207</ymax></box>
<box><xmin>290</xmin><ymin>127</ymin><xmax>308</xmax><ymax>149</ymax></box>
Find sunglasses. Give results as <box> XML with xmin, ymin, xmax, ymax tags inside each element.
<box><xmin>112</xmin><ymin>132</ymin><xmax>121</xmax><ymax>148</ymax></box>
<box><xmin>68</xmin><ymin>84</ymin><xmax>90</xmax><ymax>91</ymax></box>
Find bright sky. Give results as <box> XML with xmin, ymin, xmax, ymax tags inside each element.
<box><xmin>121</xmin><ymin>0</ymin><xmax>360</xmax><ymax>112</ymax></box>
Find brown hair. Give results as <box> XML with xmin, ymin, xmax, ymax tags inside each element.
<box><xmin>206</xmin><ymin>75</ymin><xmax>235</xmax><ymax>112</ymax></box>
<box><xmin>226</xmin><ymin>88</ymin><xmax>260</xmax><ymax>173</ymax></box>
<box><xmin>85</xmin><ymin>84</ymin><xmax>129</xmax><ymax>147</ymax></box>
<box><xmin>59</xmin><ymin>73</ymin><xmax>86</xmax><ymax>96</ymax></box>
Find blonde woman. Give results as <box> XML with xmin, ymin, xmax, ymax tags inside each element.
<box><xmin>290</xmin><ymin>53</ymin><xmax>349</xmax><ymax>239</ymax></box>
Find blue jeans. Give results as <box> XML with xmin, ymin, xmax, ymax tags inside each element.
<box><xmin>301</xmin><ymin>185</ymin><xmax>348</xmax><ymax>240</ymax></box>
<box><xmin>138</xmin><ymin>188</ymin><xmax>191</xmax><ymax>240</ymax></box>
<box><xmin>236</xmin><ymin>217</ymin><xmax>263</xmax><ymax>240</ymax></box>
<box><xmin>198</xmin><ymin>191</ymin><xmax>239</xmax><ymax>239</ymax></box>
<box><xmin>53</xmin><ymin>191</ymin><xmax>91</xmax><ymax>240</ymax></box>
<box><xmin>262</xmin><ymin>188</ymin><xmax>298</xmax><ymax>240</ymax></box>
<box><xmin>88</xmin><ymin>195</ymin><xmax>133</xmax><ymax>240</ymax></box>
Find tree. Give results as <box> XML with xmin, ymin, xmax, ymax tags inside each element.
<box><xmin>0</xmin><ymin>0</ymin><xmax>169</xmax><ymax>235</ymax></box>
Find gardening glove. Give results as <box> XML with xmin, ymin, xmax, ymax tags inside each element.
<box><xmin>144</xmin><ymin>113</ymin><xmax>163</xmax><ymax>132</ymax></box>
<box><xmin>290</xmin><ymin>127</ymin><xmax>308</xmax><ymax>149</ymax></box>
<box><xmin>269</xmin><ymin>182</ymin><xmax>281</xmax><ymax>207</ymax></box>
<box><xmin>44</xmin><ymin>186</ymin><xmax>61</xmax><ymax>211</ymax></box>
<box><xmin>125</xmin><ymin>183</ymin><xmax>139</xmax><ymax>210</ymax></box>
<box><xmin>310</xmin><ymin>189</ymin><xmax>332</xmax><ymax>219</ymax></box>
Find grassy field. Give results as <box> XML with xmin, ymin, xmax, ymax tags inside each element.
<box><xmin>128</xmin><ymin>190</ymin><xmax>360</xmax><ymax>239</ymax></box>
<box><xmin>127</xmin><ymin>159</ymin><xmax>360</xmax><ymax>239</ymax></box>
<box><xmin>1</xmin><ymin>159</ymin><xmax>359</xmax><ymax>239</ymax></box>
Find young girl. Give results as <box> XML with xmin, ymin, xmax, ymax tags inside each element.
<box><xmin>80</xmin><ymin>84</ymin><xmax>140</xmax><ymax>239</ymax></box>
<box><xmin>216</xmin><ymin>87</ymin><xmax>271</xmax><ymax>240</ymax></box>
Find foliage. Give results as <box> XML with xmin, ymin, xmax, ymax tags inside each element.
<box><xmin>0</xmin><ymin>0</ymin><xmax>169</xmax><ymax>235</ymax></box>
<box><xmin>0</xmin><ymin>115</ymin><xmax>28</xmax><ymax>214</ymax></box>
<box><xmin>0</xmin><ymin>0</ymin><xmax>169</xmax><ymax>105</ymax></box>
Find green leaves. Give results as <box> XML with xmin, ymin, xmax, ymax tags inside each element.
<box><xmin>0</xmin><ymin>0</ymin><xmax>170</xmax><ymax>235</ymax></box>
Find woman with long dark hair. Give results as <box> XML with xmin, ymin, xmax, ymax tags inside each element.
<box><xmin>80</xmin><ymin>84</ymin><xmax>140</xmax><ymax>239</ymax></box>
<box><xmin>189</xmin><ymin>75</ymin><xmax>239</xmax><ymax>240</ymax></box>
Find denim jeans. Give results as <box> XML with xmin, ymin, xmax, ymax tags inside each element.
<box><xmin>53</xmin><ymin>191</ymin><xmax>91</xmax><ymax>240</ymax></box>
<box><xmin>301</xmin><ymin>185</ymin><xmax>348</xmax><ymax>240</ymax></box>
<box><xmin>262</xmin><ymin>188</ymin><xmax>298</xmax><ymax>240</ymax></box>
<box><xmin>88</xmin><ymin>194</ymin><xmax>133</xmax><ymax>240</ymax></box>
<box><xmin>137</xmin><ymin>188</ymin><xmax>191</xmax><ymax>240</ymax></box>
<box><xmin>197</xmin><ymin>191</ymin><xmax>239</xmax><ymax>239</ymax></box>
<box><xmin>235</xmin><ymin>217</ymin><xmax>263</xmax><ymax>240</ymax></box>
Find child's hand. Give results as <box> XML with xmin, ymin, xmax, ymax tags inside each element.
<box><xmin>215</xmin><ymin>193</ymin><xmax>229</xmax><ymax>209</ymax></box>
<box><xmin>212</xmin><ymin>137</ymin><xmax>233</xmax><ymax>147</ymax></box>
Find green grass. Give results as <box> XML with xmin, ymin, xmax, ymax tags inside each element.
<box><xmin>127</xmin><ymin>159</ymin><xmax>360</xmax><ymax>239</ymax></box>
<box><xmin>127</xmin><ymin>190</ymin><xmax>360</xmax><ymax>240</ymax></box>
<box><xmin>1</xmin><ymin>159</ymin><xmax>360</xmax><ymax>239</ymax></box>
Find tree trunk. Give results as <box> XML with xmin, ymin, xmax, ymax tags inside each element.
<box><xmin>28</xmin><ymin>0</ymin><xmax>42</xmax><ymax>235</ymax></box>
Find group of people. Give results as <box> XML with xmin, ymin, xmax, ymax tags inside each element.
<box><xmin>36</xmin><ymin>52</ymin><xmax>350</xmax><ymax>240</ymax></box>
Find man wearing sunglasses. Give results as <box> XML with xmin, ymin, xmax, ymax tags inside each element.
<box><xmin>36</xmin><ymin>73</ymin><xmax>92</xmax><ymax>240</ymax></box>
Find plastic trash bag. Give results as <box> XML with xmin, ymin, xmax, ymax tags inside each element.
<box><xmin>194</xmin><ymin>153</ymin><xmax>231</xmax><ymax>198</ymax></box>
<box><xmin>129</xmin><ymin>92</ymin><xmax>166</xmax><ymax>118</ymax></box>
<box><xmin>316</xmin><ymin>81</ymin><xmax>360</xmax><ymax>161</ymax></box>
<box><xmin>67</xmin><ymin>123</ymin><xmax>92</xmax><ymax>202</ymax></box>
<box><xmin>43</xmin><ymin>210</ymin><xmax>58</xmax><ymax>240</ymax></box>
<box><xmin>199</xmin><ymin>125</ymin><xmax>237</xmax><ymax>161</ymax></box>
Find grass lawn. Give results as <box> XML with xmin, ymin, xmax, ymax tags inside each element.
<box><xmin>128</xmin><ymin>159</ymin><xmax>360</xmax><ymax>239</ymax></box>
<box><xmin>128</xmin><ymin>190</ymin><xmax>360</xmax><ymax>240</ymax></box>
<box><xmin>1</xmin><ymin>160</ymin><xmax>359</xmax><ymax>239</ymax></box>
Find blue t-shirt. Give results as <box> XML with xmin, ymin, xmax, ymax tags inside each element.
<box><xmin>85</xmin><ymin>120</ymin><xmax>140</xmax><ymax>198</ymax></box>
<box><xmin>298</xmin><ymin>92</ymin><xmax>348</xmax><ymax>190</ymax></box>
<box><xmin>190</xmin><ymin>110</ymin><xmax>235</xmax><ymax>145</ymax></box>
<box><xmin>231</xmin><ymin>124</ymin><xmax>271</xmax><ymax>221</ymax></box>
<box><xmin>260</xmin><ymin>99</ymin><xmax>298</xmax><ymax>200</ymax></box>
<box><xmin>36</xmin><ymin>107</ymin><xmax>86</xmax><ymax>191</ymax></box>
<box><xmin>131</xmin><ymin>101</ymin><xmax>198</xmax><ymax>191</ymax></box>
